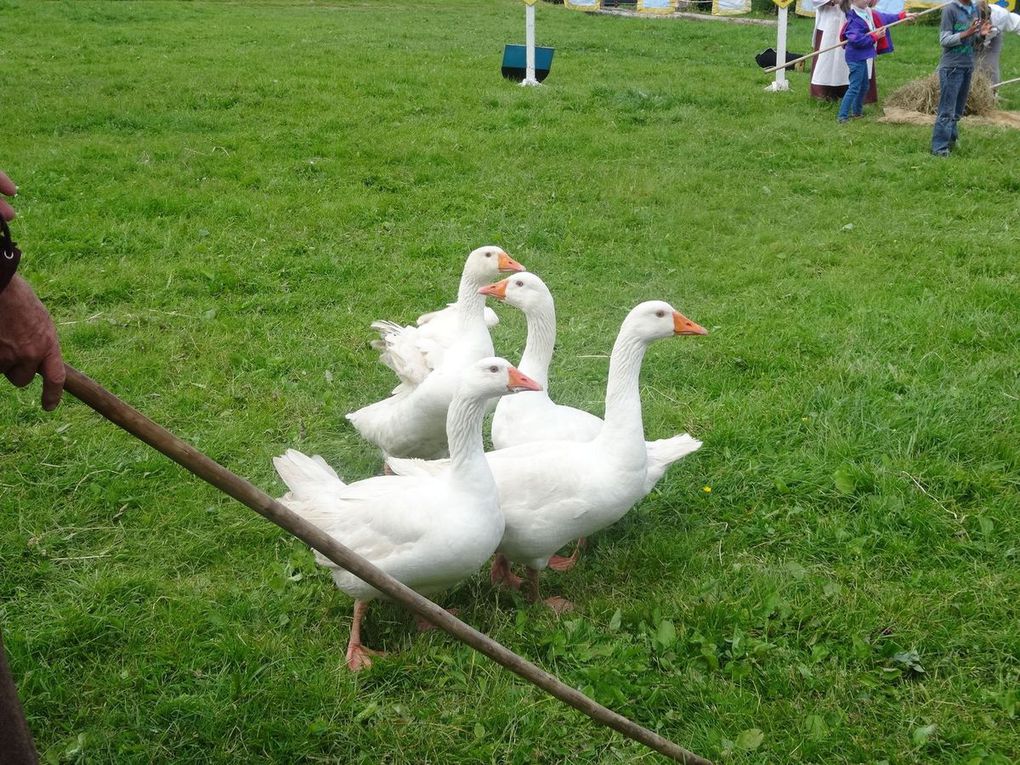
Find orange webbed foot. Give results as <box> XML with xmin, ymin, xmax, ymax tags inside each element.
<box><xmin>547</xmin><ymin>538</ymin><xmax>586</xmax><ymax>572</ymax></box>
<box><xmin>346</xmin><ymin>643</ymin><xmax>386</xmax><ymax>672</ymax></box>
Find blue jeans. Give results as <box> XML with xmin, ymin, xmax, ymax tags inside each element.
<box><xmin>838</xmin><ymin>60</ymin><xmax>869</xmax><ymax>122</ymax></box>
<box><xmin>931</xmin><ymin>66</ymin><xmax>972</xmax><ymax>155</ymax></box>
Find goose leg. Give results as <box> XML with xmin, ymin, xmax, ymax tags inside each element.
<box><xmin>490</xmin><ymin>553</ymin><xmax>524</xmax><ymax>591</ymax></box>
<box><xmin>525</xmin><ymin>567</ymin><xmax>574</xmax><ymax>614</ymax></box>
<box><xmin>346</xmin><ymin>600</ymin><xmax>385</xmax><ymax>671</ymax></box>
<box><xmin>548</xmin><ymin>537</ymin><xmax>587</xmax><ymax>572</ymax></box>
<box><xmin>415</xmin><ymin>608</ymin><xmax>460</xmax><ymax>632</ymax></box>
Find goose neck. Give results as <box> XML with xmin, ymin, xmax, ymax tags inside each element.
<box><xmin>455</xmin><ymin>272</ymin><xmax>487</xmax><ymax>330</ymax></box>
<box><xmin>598</xmin><ymin>332</ymin><xmax>648</xmax><ymax>443</ymax></box>
<box><xmin>519</xmin><ymin>303</ymin><xmax>556</xmax><ymax>388</ymax></box>
<box><xmin>446</xmin><ymin>395</ymin><xmax>492</xmax><ymax>482</ymax></box>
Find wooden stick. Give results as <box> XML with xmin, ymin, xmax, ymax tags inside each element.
<box><xmin>992</xmin><ymin>75</ymin><xmax>1020</xmax><ymax>90</ymax></box>
<box><xmin>62</xmin><ymin>364</ymin><xmax>712</xmax><ymax>765</ymax></box>
<box><xmin>763</xmin><ymin>3</ymin><xmax>948</xmax><ymax>74</ymax></box>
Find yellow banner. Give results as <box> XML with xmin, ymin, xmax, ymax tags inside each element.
<box><xmin>772</xmin><ymin>0</ymin><xmax>796</xmax><ymax>7</ymax></box>
<box><xmin>564</xmin><ymin>0</ymin><xmax>601</xmax><ymax>9</ymax></box>
<box><xmin>638</xmin><ymin>0</ymin><xmax>678</xmax><ymax>12</ymax></box>
<box><xmin>714</xmin><ymin>0</ymin><xmax>752</xmax><ymax>14</ymax></box>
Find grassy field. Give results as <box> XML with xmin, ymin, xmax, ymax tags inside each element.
<box><xmin>1</xmin><ymin>0</ymin><xmax>1018</xmax><ymax>762</ymax></box>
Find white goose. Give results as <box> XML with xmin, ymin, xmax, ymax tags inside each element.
<box><xmin>347</xmin><ymin>246</ymin><xmax>525</xmax><ymax>459</ymax></box>
<box><xmin>485</xmin><ymin>274</ymin><xmax>702</xmax><ymax>492</ymax></box>
<box><xmin>388</xmin><ymin>301</ymin><xmax>707</xmax><ymax>611</ymax></box>
<box><xmin>369</xmin><ymin>245</ymin><xmax>523</xmax><ymax>392</ymax></box>
<box><xmin>482</xmin><ymin>274</ymin><xmax>703</xmax><ymax>570</ymax></box>
<box><xmin>275</xmin><ymin>357</ymin><xmax>541</xmax><ymax>671</ymax></box>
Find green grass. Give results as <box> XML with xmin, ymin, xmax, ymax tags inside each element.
<box><xmin>1</xmin><ymin>0</ymin><xmax>1018</xmax><ymax>762</ymax></box>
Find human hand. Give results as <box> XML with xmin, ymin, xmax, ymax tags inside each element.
<box><xmin>979</xmin><ymin>20</ymin><xmax>993</xmax><ymax>35</ymax></box>
<box><xmin>961</xmin><ymin>18</ymin><xmax>981</xmax><ymax>37</ymax></box>
<box><xmin>0</xmin><ymin>275</ymin><xmax>65</xmax><ymax>410</ymax></box>
<box><xmin>0</xmin><ymin>171</ymin><xmax>16</xmax><ymax>222</ymax></box>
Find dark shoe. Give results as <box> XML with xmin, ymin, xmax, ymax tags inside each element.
<box><xmin>931</xmin><ymin>150</ymin><xmax>950</xmax><ymax>157</ymax></box>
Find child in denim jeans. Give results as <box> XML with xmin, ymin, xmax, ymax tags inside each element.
<box><xmin>931</xmin><ymin>0</ymin><xmax>992</xmax><ymax>155</ymax></box>
<box><xmin>837</xmin><ymin>0</ymin><xmax>911</xmax><ymax>123</ymax></box>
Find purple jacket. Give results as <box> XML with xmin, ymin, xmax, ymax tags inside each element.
<box><xmin>840</xmin><ymin>10</ymin><xmax>905</xmax><ymax>63</ymax></box>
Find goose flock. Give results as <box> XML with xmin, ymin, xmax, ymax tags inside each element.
<box><xmin>274</xmin><ymin>246</ymin><xmax>707</xmax><ymax>671</ymax></box>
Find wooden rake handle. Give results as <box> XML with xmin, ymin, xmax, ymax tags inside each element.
<box><xmin>763</xmin><ymin>3</ymin><xmax>948</xmax><ymax>75</ymax></box>
<box><xmin>62</xmin><ymin>363</ymin><xmax>713</xmax><ymax>765</ymax></box>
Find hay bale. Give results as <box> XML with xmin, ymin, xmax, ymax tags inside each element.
<box><xmin>886</xmin><ymin>74</ymin><xmax>940</xmax><ymax>113</ymax></box>
<box><xmin>886</xmin><ymin>70</ymin><xmax>997</xmax><ymax>116</ymax></box>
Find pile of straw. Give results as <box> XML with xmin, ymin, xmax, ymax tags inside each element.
<box><xmin>885</xmin><ymin>69</ymin><xmax>997</xmax><ymax>116</ymax></box>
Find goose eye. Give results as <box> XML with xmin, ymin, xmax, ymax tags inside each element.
<box><xmin>655</xmin><ymin>310</ymin><xmax>666</xmax><ymax>318</ymax></box>
<box><xmin>515</xmin><ymin>280</ymin><xmax>524</xmax><ymax>287</ymax></box>
<box><xmin>489</xmin><ymin>365</ymin><xmax>499</xmax><ymax>373</ymax></box>
<box><xmin>484</xmin><ymin>252</ymin><xmax>492</xmax><ymax>258</ymax></box>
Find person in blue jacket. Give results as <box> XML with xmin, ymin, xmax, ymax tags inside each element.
<box><xmin>837</xmin><ymin>0</ymin><xmax>913</xmax><ymax>123</ymax></box>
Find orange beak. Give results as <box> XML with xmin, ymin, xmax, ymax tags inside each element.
<box><xmin>478</xmin><ymin>279</ymin><xmax>509</xmax><ymax>300</ymax></box>
<box><xmin>497</xmin><ymin>252</ymin><xmax>525</xmax><ymax>274</ymax></box>
<box><xmin>673</xmin><ymin>311</ymin><xmax>708</xmax><ymax>336</ymax></box>
<box><xmin>506</xmin><ymin>365</ymin><xmax>542</xmax><ymax>393</ymax></box>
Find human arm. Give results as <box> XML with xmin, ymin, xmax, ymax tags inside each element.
<box><xmin>1006</xmin><ymin>11</ymin><xmax>1020</xmax><ymax>36</ymax></box>
<box><xmin>0</xmin><ymin>172</ymin><xmax>20</xmax><ymax>291</ymax></box>
<box><xmin>0</xmin><ymin>275</ymin><xmax>65</xmax><ymax>410</ymax></box>
<box><xmin>980</xmin><ymin>5</ymin><xmax>1000</xmax><ymax>40</ymax></box>
<box><xmin>0</xmin><ymin>171</ymin><xmax>15</xmax><ymax>222</ymax></box>
<box><xmin>843</xmin><ymin>16</ymin><xmax>880</xmax><ymax>48</ymax></box>
<box><xmin>871</xmin><ymin>10</ymin><xmax>915</xmax><ymax>45</ymax></box>
<box><xmin>942</xmin><ymin>8</ymin><xmax>986</xmax><ymax>47</ymax></box>
<box><xmin>0</xmin><ymin>173</ymin><xmax>65</xmax><ymax>410</ymax></box>
<box><xmin>939</xmin><ymin>7</ymin><xmax>971</xmax><ymax>48</ymax></box>
<box><xmin>875</xmin><ymin>10</ymin><xmax>911</xmax><ymax>25</ymax></box>
<box><xmin>0</xmin><ymin>627</ymin><xmax>40</xmax><ymax>765</ymax></box>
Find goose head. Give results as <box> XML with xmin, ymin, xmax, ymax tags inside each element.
<box><xmin>478</xmin><ymin>272</ymin><xmax>552</xmax><ymax>315</ymax></box>
<box><xmin>623</xmin><ymin>300</ymin><xmax>708</xmax><ymax>344</ymax></box>
<box><xmin>458</xmin><ymin>356</ymin><xmax>542</xmax><ymax>402</ymax></box>
<box><xmin>462</xmin><ymin>246</ymin><xmax>525</xmax><ymax>288</ymax></box>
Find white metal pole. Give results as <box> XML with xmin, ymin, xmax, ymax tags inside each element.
<box><xmin>523</xmin><ymin>3</ymin><xmax>540</xmax><ymax>87</ymax></box>
<box><xmin>765</xmin><ymin>6</ymin><xmax>791</xmax><ymax>92</ymax></box>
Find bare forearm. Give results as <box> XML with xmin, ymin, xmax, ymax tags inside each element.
<box><xmin>0</xmin><ymin>628</ymin><xmax>40</xmax><ymax>765</ymax></box>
